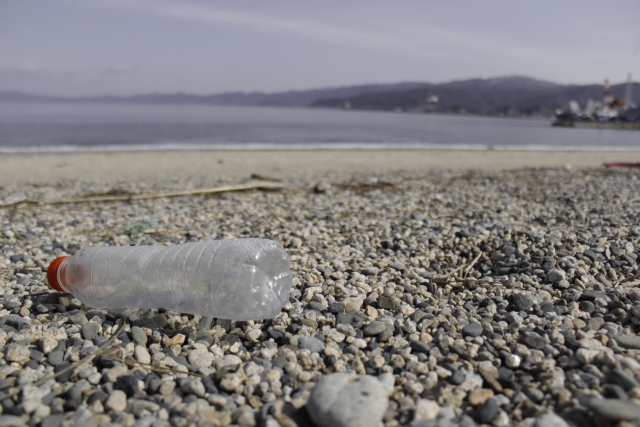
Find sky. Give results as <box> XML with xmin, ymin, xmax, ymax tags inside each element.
<box><xmin>1</xmin><ymin>0</ymin><xmax>639</xmax><ymax>96</ymax></box>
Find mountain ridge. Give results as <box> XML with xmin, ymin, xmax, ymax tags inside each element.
<box><xmin>1</xmin><ymin>76</ymin><xmax>636</xmax><ymax>117</ymax></box>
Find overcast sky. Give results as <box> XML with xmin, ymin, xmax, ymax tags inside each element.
<box><xmin>1</xmin><ymin>0</ymin><xmax>639</xmax><ymax>96</ymax></box>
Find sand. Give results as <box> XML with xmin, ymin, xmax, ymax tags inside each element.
<box><xmin>1</xmin><ymin>149</ymin><xmax>639</xmax><ymax>184</ymax></box>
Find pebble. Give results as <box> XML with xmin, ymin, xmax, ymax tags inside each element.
<box><xmin>588</xmin><ymin>398</ymin><xmax>640</xmax><ymax>422</ymax></box>
<box><xmin>68</xmin><ymin>312</ymin><xmax>88</xmax><ymax>325</ymax></box>
<box><xmin>613</xmin><ymin>335</ymin><xmax>640</xmax><ymax>350</ymax></box>
<box><xmin>463</xmin><ymin>322</ymin><xmax>483</xmax><ymax>338</ymax></box>
<box><xmin>113</xmin><ymin>375</ymin><xmax>142</xmax><ymax>397</ymax></box>
<box><xmin>307</xmin><ymin>373</ymin><xmax>388</xmax><ymax>427</ymax></box>
<box><xmin>533</xmin><ymin>413</ymin><xmax>570</xmax><ymax>427</ymax></box>
<box><xmin>469</xmin><ymin>388</ymin><xmax>494</xmax><ymax>406</ymax></box>
<box><xmin>5</xmin><ymin>344</ymin><xmax>30</xmax><ymax>363</ymax></box>
<box><xmin>130</xmin><ymin>326</ymin><xmax>148</xmax><ymax>345</ymax></box>
<box><xmin>81</xmin><ymin>322</ymin><xmax>100</xmax><ymax>340</ymax></box>
<box><xmin>413</xmin><ymin>399</ymin><xmax>439</xmax><ymax>421</ymax></box>
<box><xmin>181</xmin><ymin>378</ymin><xmax>206</xmax><ymax>397</ymax></box>
<box><xmin>475</xmin><ymin>397</ymin><xmax>498</xmax><ymax>424</ymax></box>
<box><xmin>298</xmin><ymin>337</ymin><xmax>325</xmax><ymax>353</ymax></box>
<box><xmin>134</xmin><ymin>345</ymin><xmax>151</xmax><ymax>364</ymax></box>
<box><xmin>512</xmin><ymin>293</ymin><xmax>534</xmax><ymax>312</ymax></box>
<box><xmin>609</xmin><ymin>369</ymin><xmax>640</xmax><ymax>390</ymax></box>
<box><xmin>548</xmin><ymin>269</ymin><xmax>566</xmax><ymax>282</ymax></box>
<box><xmin>187</xmin><ymin>348</ymin><xmax>214</xmax><ymax>369</ymax></box>
<box><xmin>246</xmin><ymin>328</ymin><xmax>262</xmax><ymax>341</ymax></box>
<box><xmin>363</xmin><ymin>321</ymin><xmax>387</xmax><ymax>337</ymax></box>
<box><xmin>4</xmin><ymin>169</ymin><xmax>640</xmax><ymax>427</ymax></box>
<box><xmin>104</xmin><ymin>390</ymin><xmax>127</xmax><ymax>411</ymax></box>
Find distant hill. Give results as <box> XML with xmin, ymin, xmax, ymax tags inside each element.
<box><xmin>1</xmin><ymin>76</ymin><xmax>638</xmax><ymax>118</ymax></box>
<box><xmin>0</xmin><ymin>82</ymin><xmax>429</xmax><ymax>107</ymax></box>
<box><xmin>312</xmin><ymin>76</ymin><xmax>640</xmax><ymax>117</ymax></box>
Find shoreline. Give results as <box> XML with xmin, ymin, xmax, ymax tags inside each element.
<box><xmin>1</xmin><ymin>149</ymin><xmax>640</xmax><ymax>185</ymax></box>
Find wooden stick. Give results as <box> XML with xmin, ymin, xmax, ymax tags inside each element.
<box><xmin>462</xmin><ymin>252</ymin><xmax>483</xmax><ymax>279</ymax></box>
<box><xmin>0</xmin><ymin>181</ymin><xmax>285</xmax><ymax>208</ymax></box>
<box><xmin>43</xmin><ymin>181</ymin><xmax>285</xmax><ymax>205</ymax></box>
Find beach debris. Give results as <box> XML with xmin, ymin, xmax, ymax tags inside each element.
<box><xmin>46</xmin><ymin>239</ymin><xmax>293</xmax><ymax>320</ymax></box>
<box><xmin>603</xmin><ymin>162</ymin><xmax>640</xmax><ymax>168</ymax></box>
<box><xmin>0</xmin><ymin>180</ymin><xmax>285</xmax><ymax>208</ymax></box>
<box><xmin>123</xmin><ymin>218</ymin><xmax>156</xmax><ymax>236</ymax></box>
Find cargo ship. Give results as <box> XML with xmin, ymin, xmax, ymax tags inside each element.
<box><xmin>553</xmin><ymin>74</ymin><xmax>640</xmax><ymax>130</ymax></box>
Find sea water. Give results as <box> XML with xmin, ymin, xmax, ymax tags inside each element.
<box><xmin>0</xmin><ymin>102</ymin><xmax>638</xmax><ymax>153</ymax></box>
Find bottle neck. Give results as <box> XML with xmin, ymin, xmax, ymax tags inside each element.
<box><xmin>48</xmin><ymin>256</ymin><xmax>71</xmax><ymax>293</ymax></box>
<box><xmin>57</xmin><ymin>257</ymin><xmax>70</xmax><ymax>292</ymax></box>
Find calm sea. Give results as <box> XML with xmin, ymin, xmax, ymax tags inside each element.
<box><xmin>0</xmin><ymin>102</ymin><xmax>638</xmax><ymax>153</ymax></box>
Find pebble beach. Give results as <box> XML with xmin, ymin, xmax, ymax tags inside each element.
<box><xmin>2</xmin><ymin>158</ymin><xmax>640</xmax><ymax>427</ymax></box>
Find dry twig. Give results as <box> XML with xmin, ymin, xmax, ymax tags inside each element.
<box><xmin>0</xmin><ymin>181</ymin><xmax>285</xmax><ymax>208</ymax></box>
<box><xmin>0</xmin><ymin>321</ymin><xmax>125</xmax><ymax>402</ymax></box>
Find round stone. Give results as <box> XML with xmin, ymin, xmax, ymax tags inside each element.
<box><xmin>104</xmin><ymin>390</ymin><xmax>127</xmax><ymax>411</ymax></box>
<box><xmin>130</xmin><ymin>326</ymin><xmax>147</xmax><ymax>345</ymax></box>
<box><xmin>81</xmin><ymin>322</ymin><xmax>100</xmax><ymax>341</ymax></box>
<box><xmin>363</xmin><ymin>321</ymin><xmax>387</xmax><ymax>336</ymax></box>
<box><xmin>298</xmin><ymin>337</ymin><xmax>325</xmax><ymax>353</ymax></box>
<box><xmin>133</xmin><ymin>345</ymin><xmax>150</xmax><ymax>364</ymax></box>
<box><xmin>246</xmin><ymin>329</ymin><xmax>262</xmax><ymax>341</ymax></box>
<box><xmin>463</xmin><ymin>322</ymin><xmax>483</xmax><ymax>338</ymax></box>
<box><xmin>475</xmin><ymin>398</ymin><xmax>498</xmax><ymax>424</ymax></box>
<box><xmin>307</xmin><ymin>373</ymin><xmax>388</xmax><ymax>427</ymax></box>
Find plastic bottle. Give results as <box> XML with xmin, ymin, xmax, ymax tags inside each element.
<box><xmin>47</xmin><ymin>239</ymin><xmax>293</xmax><ymax>320</ymax></box>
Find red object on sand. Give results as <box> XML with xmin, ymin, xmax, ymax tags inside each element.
<box><xmin>603</xmin><ymin>162</ymin><xmax>640</xmax><ymax>168</ymax></box>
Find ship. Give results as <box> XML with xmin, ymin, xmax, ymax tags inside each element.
<box><xmin>553</xmin><ymin>74</ymin><xmax>640</xmax><ymax>130</ymax></box>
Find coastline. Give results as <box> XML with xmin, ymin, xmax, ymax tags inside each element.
<box><xmin>1</xmin><ymin>149</ymin><xmax>640</xmax><ymax>185</ymax></box>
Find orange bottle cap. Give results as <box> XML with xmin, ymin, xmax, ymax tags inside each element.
<box><xmin>47</xmin><ymin>256</ymin><xmax>70</xmax><ymax>292</ymax></box>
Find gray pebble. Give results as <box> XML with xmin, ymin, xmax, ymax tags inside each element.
<box><xmin>363</xmin><ymin>321</ymin><xmax>387</xmax><ymax>336</ymax></box>
<box><xmin>130</xmin><ymin>326</ymin><xmax>148</xmax><ymax>345</ymax></box>
<box><xmin>307</xmin><ymin>373</ymin><xmax>388</xmax><ymax>427</ymax></box>
<box><xmin>81</xmin><ymin>322</ymin><xmax>100</xmax><ymax>340</ymax></box>
<box><xmin>475</xmin><ymin>397</ymin><xmax>498</xmax><ymax>424</ymax></box>
<box><xmin>588</xmin><ymin>398</ymin><xmax>640</xmax><ymax>422</ymax></box>
<box><xmin>533</xmin><ymin>413</ymin><xmax>570</xmax><ymax>427</ymax></box>
<box><xmin>463</xmin><ymin>322</ymin><xmax>483</xmax><ymax>338</ymax></box>
<box><xmin>524</xmin><ymin>387</ymin><xmax>544</xmax><ymax>403</ymax></box>
<box><xmin>613</xmin><ymin>335</ymin><xmax>640</xmax><ymax>350</ymax></box>
<box><xmin>299</xmin><ymin>337</ymin><xmax>326</xmax><ymax>353</ymax></box>
<box><xmin>547</xmin><ymin>269</ymin><xmax>566</xmax><ymax>282</ymax></box>
<box><xmin>512</xmin><ymin>293</ymin><xmax>534</xmax><ymax>312</ymax></box>
<box><xmin>608</xmin><ymin>369</ymin><xmax>640</xmax><ymax>390</ymax></box>
<box><xmin>68</xmin><ymin>312</ymin><xmax>88</xmax><ymax>325</ymax></box>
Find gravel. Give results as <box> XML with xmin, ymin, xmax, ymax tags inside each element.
<box><xmin>3</xmin><ymin>168</ymin><xmax>640</xmax><ymax>426</ymax></box>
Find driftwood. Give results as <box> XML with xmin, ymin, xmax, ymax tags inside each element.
<box><xmin>0</xmin><ymin>181</ymin><xmax>285</xmax><ymax>208</ymax></box>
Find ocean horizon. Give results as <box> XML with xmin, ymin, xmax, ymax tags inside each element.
<box><xmin>1</xmin><ymin>102</ymin><xmax>639</xmax><ymax>154</ymax></box>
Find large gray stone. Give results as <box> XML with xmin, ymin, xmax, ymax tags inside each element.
<box><xmin>307</xmin><ymin>373</ymin><xmax>388</xmax><ymax>427</ymax></box>
<box><xmin>588</xmin><ymin>398</ymin><xmax>640</xmax><ymax>422</ymax></box>
<box><xmin>613</xmin><ymin>335</ymin><xmax>640</xmax><ymax>350</ymax></box>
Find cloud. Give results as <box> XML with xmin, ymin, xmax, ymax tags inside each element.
<box><xmin>103</xmin><ymin>63</ymin><xmax>135</xmax><ymax>75</ymax></box>
<box><xmin>0</xmin><ymin>63</ymin><xmax>40</xmax><ymax>76</ymax></box>
<box><xmin>80</xmin><ymin>0</ymin><xmax>553</xmax><ymax>63</ymax></box>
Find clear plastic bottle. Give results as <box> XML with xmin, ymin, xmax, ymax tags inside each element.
<box><xmin>47</xmin><ymin>239</ymin><xmax>293</xmax><ymax>320</ymax></box>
